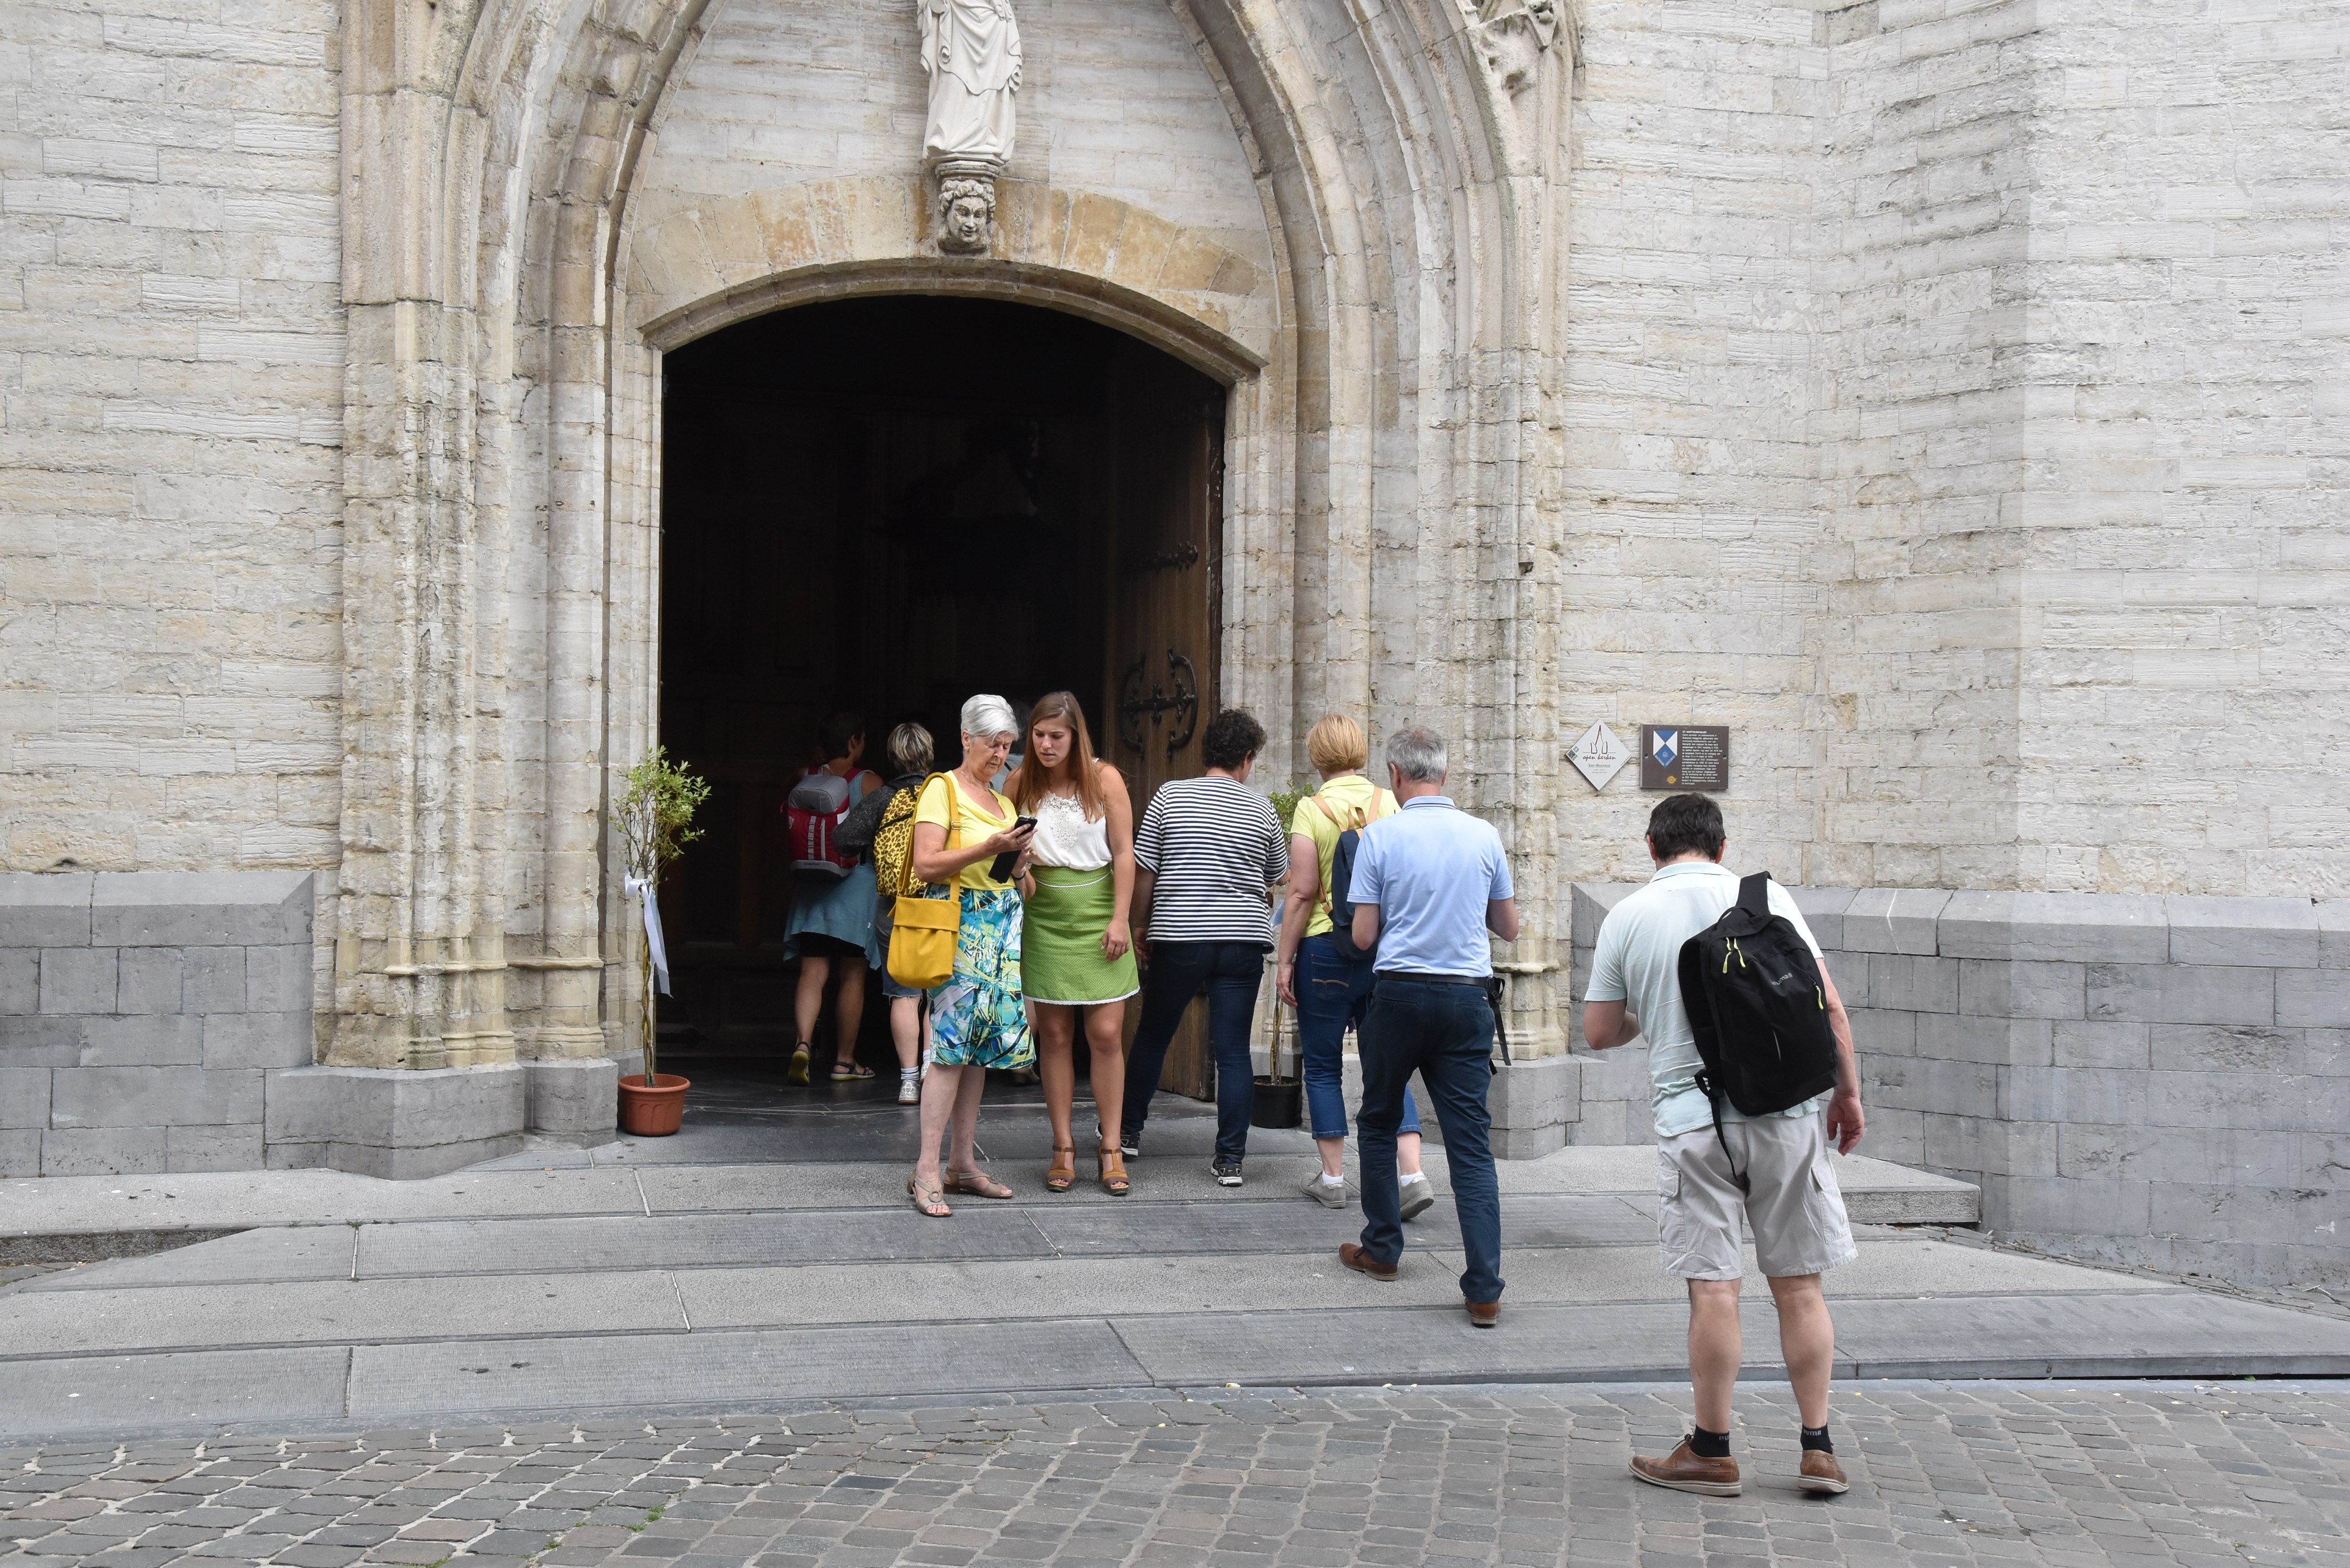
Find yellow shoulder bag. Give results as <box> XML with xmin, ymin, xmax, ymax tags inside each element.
<box><xmin>886</xmin><ymin>773</ymin><xmax>962</xmax><ymax>991</ymax></box>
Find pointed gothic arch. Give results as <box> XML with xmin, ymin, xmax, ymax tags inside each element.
<box><xmin>331</xmin><ymin>0</ymin><xmax>1570</xmax><ymax>1108</ymax></box>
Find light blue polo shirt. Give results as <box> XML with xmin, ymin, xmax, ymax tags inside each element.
<box><xmin>1350</xmin><ymin>796</ymin><xmax>1513</xmax><ymax>978</ymax></box>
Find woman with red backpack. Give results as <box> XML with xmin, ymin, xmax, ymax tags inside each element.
<box><xmin>782</xmin><ymin>711</ymin><xmax>885</xmax><ymax>1086</ymax></box>
<box><xmin>1273</xmin><ymin>714</ymin><xmax>1434</xmax><ymax>1215</ymax></box>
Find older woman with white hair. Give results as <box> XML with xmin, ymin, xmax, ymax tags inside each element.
<box><xmin>905</xmin><ymin>694</ymin><xmax>1039</xmax><ymax>1216</ymax></box>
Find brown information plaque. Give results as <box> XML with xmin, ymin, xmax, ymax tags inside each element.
<box><xmin>1640</xmin><ymin>725</ymin><xmax>1729</xmax><ymax>791</ymax></box>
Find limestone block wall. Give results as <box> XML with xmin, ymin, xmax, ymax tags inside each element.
<box><xmin>1559</xmin><ymin>0</ymin><xmax>2350</xmax><ymax>898</ymax></box>
<box><xmin>0</xmin><ymin>3</ymin><xmax>345</xmax><ymax>892</ymax></box>
<box><xmin>1563</xmin><ymin>881</ymin><xmax>2350</xmax><ymax>1292</ymax></box>
<box><xmin>0</xmin><ymin>871</ymin><xmax>315</xmax><ymax>1175</ymax></box>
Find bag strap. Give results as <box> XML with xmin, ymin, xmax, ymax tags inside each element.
<box><xmin>1737</xmin><ymin>869</ymin><xmax>1772</xmax><ymax>920</ymax></box>
<box><xmin>897</xmin><ymin>773</ymin><xmax>960</xmax><ymax>898</ymax></box>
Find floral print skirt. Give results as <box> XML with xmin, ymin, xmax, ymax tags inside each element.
<box><xmin>927</xmin><ymin>886</ymin><xmax>1035</xmax><ymax>1070</ymax></box>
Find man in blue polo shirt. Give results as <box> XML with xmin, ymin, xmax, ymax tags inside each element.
<box><xmin>1337</xmin><ymin>725</ymin><xmax>1518</xmax><ymax>1325</ymax></box>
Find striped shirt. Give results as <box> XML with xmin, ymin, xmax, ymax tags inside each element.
<box><xmin>1134</xmin><ymin>776</ymin><xmax>1290</xmax><ymax>948</ymax></box>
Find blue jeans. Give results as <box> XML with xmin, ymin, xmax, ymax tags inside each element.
<box><xmin>1296</xmin><ymin>934</ymin><xmax>1421</xmax><ymax>1142</ymax></box>
<box><xmin>1123</xmin><ymin>940</ymin><xmax>1265</xmax><ymax>1162</ymax></box>
<box><xmin>1357</xmin><ymin>975</ymin><xmax>1504</xmax><ymax>1303</ymax></box>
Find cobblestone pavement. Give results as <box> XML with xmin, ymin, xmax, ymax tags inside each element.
<box><xmin>2</xmin><ymin>1380</ymin><xmax>2345</xmax><ymax>1567</ymax></box>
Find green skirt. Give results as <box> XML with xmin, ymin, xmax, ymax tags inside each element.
<box><xmin>1021</xmin><ymin>864</ymin><xmax>1139</xmax><ymax>1004</ymax></box>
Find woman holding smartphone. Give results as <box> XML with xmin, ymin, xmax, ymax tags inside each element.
<box><xmin>905</xmin><ymin>694</ymin><xmax>1038</xmax><ymax>1217</ymax></box>
<box><xmin>1010</xmin><ymin>693</ymin><xmax>1139</xmax><ymax>1194</ymax></box>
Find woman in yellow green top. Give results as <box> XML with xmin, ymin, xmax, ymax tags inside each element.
<box><xmin>1273</xmin><ymin>714</ymin><xmax>1433</xmax><ymax>1216</ymax></box>
<box><xmin>905</xmin><ymin>694</ymin><xmax>1038</xmax><ymax>1217</ymax></box>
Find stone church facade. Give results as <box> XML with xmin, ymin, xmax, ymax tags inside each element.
<box><xmin>1</xmin><ymin>3</ymin><xmax>2342</xmax><ymax>1283</ymax></box>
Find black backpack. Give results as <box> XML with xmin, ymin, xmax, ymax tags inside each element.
<box><xmin>1676</xmin><ymin>871</ymin><xmax>1838</xmax><ymax>1186</ymax></box>
<box><xmin>1312</xmin><ymin>790</ymin><xmax>1393</xmax><ymax>963</ymax></box>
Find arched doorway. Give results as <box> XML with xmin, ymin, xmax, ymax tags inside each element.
<box><xmin>656</xmin><ymin>295</ymin><xmax>1225</xmax><ymax>1082</ymax></box>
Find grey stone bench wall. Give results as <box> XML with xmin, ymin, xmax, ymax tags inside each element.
<box><xmin>1551</xmin><ymin>882</ymin><xmax>2349</xmax><ymax>1293</ymax></box>
<box><xmin>0</xmin><ymin>871</ymin><xmax>316</xmax><ymax>1175</ymax></box>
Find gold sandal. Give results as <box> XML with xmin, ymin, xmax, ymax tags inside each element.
<box><xmin>907</xmin><ymin>1172</ymin><xmax>952</xmax><ymax>1217</ymax></box>
<box><xmin>944</xmin><ymin>1168</ymin><xmax>1014</xmax><ymax>1200</ymax></box>
<box><xmin>1045</xmin><ymin>1146</ymin><xmax>1077</xmax><ymax>1193</ymax></box>
<box><xmin>1098</xmin><ymin>1147</ymin><xmax>1131</xmax><ymax>1196</ymax></box>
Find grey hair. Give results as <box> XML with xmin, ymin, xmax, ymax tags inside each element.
<box><xmin>1386</xmin><ymin>725</ymin><xmax>1448</xmax><ymax>783</ymax></box>
<box><xmin>960</xmin><ymin>693</ymin><xmax>1018</xmax><ymax>741</ymax></box>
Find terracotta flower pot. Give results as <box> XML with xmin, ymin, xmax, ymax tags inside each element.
<box><xmin>617</xmin><ymin>1072</ymin><xmax>690</xmax><ymax>1136</ymax></box>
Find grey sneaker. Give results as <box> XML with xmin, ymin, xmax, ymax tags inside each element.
<box><xmin>1303</xmin><ymin>1173</ymin><xmax>1347</xmax><ymax>1209</ymax></box>
<box><xmin>897</xmin><ymin>1075</ymin><xmax>920</xmax><ymax>1105</ymax></box>
<box><xmin>1399</xmin><ymin>1179</ymin><xmax>1436</xmax><ymax>1223</ymax></box>
<box><xmin>1211</xmin><ymin>1157</ymin><xmax>1244</xmax><ymax>1187</ymax></box>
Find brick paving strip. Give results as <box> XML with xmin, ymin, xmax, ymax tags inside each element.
<box><xmin>1</xmin><ymin>1380</ymin><xmax>2344</xmax><ymax>1568</ymax></box>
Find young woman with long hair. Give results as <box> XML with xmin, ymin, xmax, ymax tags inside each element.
<box><xmin>1009</xmin><ymin>692</ymin><xmax>1138</xmax><ymax>1194</ymax></box>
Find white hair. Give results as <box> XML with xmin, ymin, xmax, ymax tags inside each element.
<box><xmin>960</xmin><ymin>693</ymin><xmax>1017</xmax><ymax>740</ymax></box>
<box><xmin>1386</xmin><ymin>725</ymin><xmax>1448</xmax><ymax>783</ymax></box>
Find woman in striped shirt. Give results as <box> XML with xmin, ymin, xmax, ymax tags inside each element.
<box><xmin>1118</xmin><ymin>708</ymin><xmax>1290</xmax><ymax>1186</ymax></box>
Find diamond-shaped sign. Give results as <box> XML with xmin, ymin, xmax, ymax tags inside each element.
<box><xmin>1566</xmin><ymin>720</ymin><xmax>1630</xmax><ymax>792</ymax></box>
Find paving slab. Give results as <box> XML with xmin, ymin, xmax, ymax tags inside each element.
<box><xmin>0</xmin><ymin>1272</ymin><xmax>686</xmax><ymax>1357</ymax></box>
<box><xmin>0</xmin><ymin>1346</ymin><xmax>351</xmax><ymax>1438</ymax></box>
<box><xmin>344</xmin><ymin>1322</ymin><xmax>1151</xmax><ymax>1422</ymax></box>
<box><xmin>1829</xmin><ymin>1292</ymin><xmax>2350</xmax><ymax>1378</ymax></box>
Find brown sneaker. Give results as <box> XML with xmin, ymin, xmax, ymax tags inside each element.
<box><xmin>1798</xmin><ymin>1448</ymin><xmax>1848</xmax><ymax>1495</ymax></box>
<box><xmin>1629</xmin><ymin>1438</ymin><xmax>1741</xmax><ymax>1496</ymax></box>
<box><xmin>1338</xmin><ymin>1242</ymin><xmax>1398</xmax><ymax>1282</ymax></box>
<box><xmin>1464</xmin><ymin>1298</ymin><xmax>1500</xmax><ymax>1328</ymax></box>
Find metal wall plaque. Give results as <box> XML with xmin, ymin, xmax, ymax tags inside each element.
<box><xmin>1566</xmin><ymin>720</ymin><xmax>1632</xmax><ymax>792</ymax></box>
<box><xmin>1640</xmin><ymin>725</ymin><xmax>1729</xmax><ymax>792</ymax></box>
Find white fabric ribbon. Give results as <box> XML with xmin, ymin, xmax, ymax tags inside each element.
<box><xmin>624</xmin><ymin>875</ymin><xmax>671</xmax><ymax>996</ymax></box>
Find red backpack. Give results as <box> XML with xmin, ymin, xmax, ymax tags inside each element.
<box><xmin>784</xmin><ymin>771</ymin><xmax>859</xmax><ymax>879</ymax></box>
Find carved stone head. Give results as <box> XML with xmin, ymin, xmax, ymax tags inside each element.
<box><xmin>938</xmin><ymin>175</ymin><xmax>995</xmax><ymax>253</ymax></box>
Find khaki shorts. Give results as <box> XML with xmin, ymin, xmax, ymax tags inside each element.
<box><xmin>1657</xmin><ymin>1112</ymin><xmax>1857</xmax><ymax>1281</ymax></box>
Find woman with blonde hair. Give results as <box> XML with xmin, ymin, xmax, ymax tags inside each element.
<box><xmin>1274</xmin><ymin>713</ymin><xmax>1434</xmax><ymax>1216</ymax></box>
<box><xmin>1009</xmin><ymin>692</ymin><xmax>1138</xmax><ymax>1194</ymax></box>
<box><xmin>905</xmin><ymin>695</ymin><xmax>1037</xmax><ymax>1216</ymax></box>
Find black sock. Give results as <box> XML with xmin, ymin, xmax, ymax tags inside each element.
<box><xmin>1689</xmin><ymin>1425</ymin><xmax>1732</xmax><ymax>1459</ymax></box>
<box><xmin>1800</xmin><ymin>1424</ymin><xmax>1833</xmax><ymax>1454</ymax></box>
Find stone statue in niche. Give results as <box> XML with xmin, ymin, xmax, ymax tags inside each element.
<box><xmin>919</xmin><ymin>0</ymin><xmax>1022</xmax><ymax>252</ymax></box>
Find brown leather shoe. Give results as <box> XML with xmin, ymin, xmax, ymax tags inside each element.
<box><xmin>1338</xmin><ymin>1242</ymin><xmax>1398</xmax><ymax>1282</ymax></box>
<box><xmin>1629</xmin><ymin>1438</ymin><xmax>1741</xmax><ymax>1496</ymax></box>
<box><xmin>1465</xmin><ymin>1298</ymin><xmax>1500</xmax><ymax>1328</ymax></box>
<box><xmin>1798</xmin><ymin>1448</ymin><xmax>1849</xmax><ymax>1494</ymax></box>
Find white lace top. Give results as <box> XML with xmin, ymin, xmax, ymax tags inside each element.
<box><xmin>1029</xmin><ymin>789</ymin><xmax>1112</xmax><ymax>870</ymax></box>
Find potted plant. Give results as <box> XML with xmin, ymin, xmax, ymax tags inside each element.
<box><xmin>615</xmin><ymin>745</ymin><xmax>709</xmax><ymax>1136</ymax></box>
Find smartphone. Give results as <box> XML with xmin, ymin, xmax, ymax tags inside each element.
<box><xmin>990</xmin><ymin>816</ymin><xmax>1040</xmax><ymax>883</ymax></box>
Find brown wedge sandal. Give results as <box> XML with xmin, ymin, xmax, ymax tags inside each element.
<box><xmin>944</xmin><ymin>1169</ymin><xmax>1014</xmax><ymax>1200</ymax></box>
<box><xmin>1097</xmin><ymin>1147</ymin><xmax>1131</xmax><ymax>1196</ymax></box>
<box><xmin>1045</xmin><ymin>1146</ymin><xmax>1077</xmax><ymax>1193</ymax></box>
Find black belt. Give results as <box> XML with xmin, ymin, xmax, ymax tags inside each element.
<box><xmin>1374</xmin><ymin>971</ymin><xmax>1488</xmax><ymax>986</ymax></box>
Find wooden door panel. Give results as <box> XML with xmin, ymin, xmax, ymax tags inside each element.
<box><xmin>1105</xmin><ymin>347</ymin><xmax>1225</xmax><ymax>1100</ymax></box>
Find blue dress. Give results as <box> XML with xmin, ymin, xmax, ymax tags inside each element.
<box><xmin>784</xmin><ymin>773</ymin><xmax>883</xmax><ymax>967</ymax></box>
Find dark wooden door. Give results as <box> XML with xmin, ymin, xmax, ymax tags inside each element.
<box><xmin>1104</xmin><ymin>345</ymin><xmax>1225</xmax><ymax>1099</ymax></box>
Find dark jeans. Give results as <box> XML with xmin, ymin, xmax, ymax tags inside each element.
<box><xmin>1123</xmin><ymin>940</ymin><xmax>1266</xmax><ymax>1162</ymax></box>
<box><xmin>1296</xmin><ymin>934</ymin><xmax>1421</xmax><ymax>1142</ymax></box>
<box><xmin>1357</xmin><ymin>976</ymin><xmax>1504</xmax><ymax>1303</ymax></box>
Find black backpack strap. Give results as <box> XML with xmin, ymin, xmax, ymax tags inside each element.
<box><xmin>1484</xmin><ymin>974</ymin><xmax>1511</xmax><ymax>1075</ymax></box>
<box><xmin>1736</xmin><ymin>870</ymin><xmax>1772</xmax><ymax>919</ymax></box>
<box><xmin>1695</xmin><ymin>1071</ymin><xmax>1750</xmax><ymax>1195</ymax></box>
